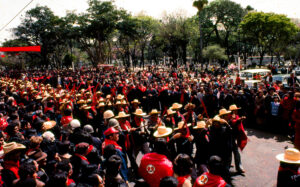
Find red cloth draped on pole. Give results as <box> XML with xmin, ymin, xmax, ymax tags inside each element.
<box><xmin>0</xmin><ymin>46</ymin><xmax>41</xmax><ymax>52</ymax></box>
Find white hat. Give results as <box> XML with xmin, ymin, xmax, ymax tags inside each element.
<box><xmin>153</xmin><ymin>126</ymin><xmax>173</xmax><ymax>138</ymax></box>
<box><xmin>276</xmin><ymin>148</ymin><xmax>300</xmax><ymax>164</ymax></box>
<box><xmin>42</xmin><ymin>131</ymin><xmax>55</xmax><ymax>142</ymax></box>
<box><xmin>70</xmin><ymin>119</ymin><xmax>81</xmax><ymax>130</ymax></box>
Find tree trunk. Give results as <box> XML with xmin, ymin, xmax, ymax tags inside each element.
<box><xmin>199</xmin><ymin>12</ymin><xmax>203</xmax><ymax>64</ymax></box>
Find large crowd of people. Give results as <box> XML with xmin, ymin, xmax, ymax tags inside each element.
<box><xmin>0</xmin><ymin>65</ymin><xmax>299</xmax><ymax>187</ymax></box>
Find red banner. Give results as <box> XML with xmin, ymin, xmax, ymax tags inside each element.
<box><xmin>0</xmin><ymin>46</ymin><xmax>41</xmax><ymax>52</ymax></box>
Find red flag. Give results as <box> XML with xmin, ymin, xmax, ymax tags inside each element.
<box><xmin>0</xmin><ymin>46</ymin><xmax>41</xmax><ymax>52</ymax></box>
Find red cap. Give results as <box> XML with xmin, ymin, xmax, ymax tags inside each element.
<box><xmin>61</xmin><ymin>116</ymin><xmax>73</xmax><ymax>126</ymax></box>
<box><xmin>104</xmin><ymin>127</ymin><xmax>119</xmax><ymax>136</ymax></box>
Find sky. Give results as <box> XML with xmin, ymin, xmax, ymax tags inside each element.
<box><xmin>0</xmin><ymin>0</ymin><xmax>300</xmax><ymax>44</ymax></box>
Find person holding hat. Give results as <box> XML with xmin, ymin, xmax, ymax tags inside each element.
<box><xmin>276</xmin><ymin>148</ymin><xmax>300</xmax><ymax>187</ymax></box>
<box><xmin>228</xmin><ymin>105</ymin><xmax>247</xmax><ymax>174</ymax></box>
<box><xmin>1</xmin><ymin>142</ymin><xmax>26</xmax><ymax>187</ymax></box>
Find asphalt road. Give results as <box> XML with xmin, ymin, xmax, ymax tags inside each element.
<box><xmin>231</xmin><ymin>128</ymin><xmax>293</xmax><ymax>187</ymax></box>
<box><xmin>130</xmin><ymin>128</ymin><xmax>293</xmax><ymax>187</ymax></box>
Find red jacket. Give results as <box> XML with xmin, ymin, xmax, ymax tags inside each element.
<box><xmin>193</xmin><ymin>172</ymin><xmax>227</xmax><ymax>187</ymax></box>
<box><xmin>139</xmin><ymin>152</ymin><xmax>173</xmax><ymax>187</ymax></box>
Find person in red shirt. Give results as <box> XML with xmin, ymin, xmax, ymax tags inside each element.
<box><xmin>194</xmin><ymin>156</ymin><xmax>231</xmax><ymax>187</ymax></box>
<box><xmin>102</xmin><ymin>127</ymin><xmax>122</xmax><ymax>153</ymax></box>
<box><xmin>139</xmin><ymin>138</ymin><xmax>173</xmax><ymax>187</ymax></box>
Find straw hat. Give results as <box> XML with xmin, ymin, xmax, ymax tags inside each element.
<box><xmin>97</xmin><ymin>102</ymin><xmax>106</xmax><ymax>108</ymax></box>
<box><xmin>229</xmin><ymin>104</ymin><xmax>241</xmax><ymax>111</ymax></box>
<box><xmin>184</xmin><ymin>103</ymin><xmax>196</xmax><ymax>110</ymax></box>
<box><xmin>99</xmin><ymin>98</ymin><xmax>105</xmax><ymax>103</ymax></box>
<box><xmin>276</xmin><ymin>148</ymin><xmax>300</xmax><ymax>164</ymax></box>
<box><xmin>133</xmin><ymin>109</ymin><xmax>146</xmax><ymax>117</ymax></box>
<box><xmin>104</xmin><ymin>110</ymin><xmax>115</xmax><ymax>119</ymax></box>
<box><xmin>165</xmin><ymin>109</ymin><xmax>176</xmax><ymax>116</ymax></box>
<box><xmin>218</xmin><ymin>109</ymin><xmax>231</xmax><ymax>116</ymax></box>
<box><xmin>212</xmin><ymin>115</ymin><xmax>222</xmax><ymax>122</ymax></box>
<box><xmin>131</xmin><ymin>99</ymin><xmax>141</xmax><ymax>104</ymax></box>
<box><xmin>3</xmin><ymin>142</ymin><xmax>26</xmax><ymax>156</ymax></box>
<box><xmin>116</xmin><ymin>94</ymin><xmax>124</xmax><ymax>100</ymax></box>
<box><xmin>153</xmin><ymin>126</ymin><xmax>173</xmax><ymax>138</ymax></box>
<box><xmin>170</xmin><ymin>103</ymin><xmax>182</xmax><ymax>110</ymax></box>
<box><xmin>193</xmin><ymin>121</ymin><xmax>207</xmax><ymax>129</ymax></box>
<box><xmin>83</xmin><ymin>105</ymin><xmax>91</xmax><ymax>110</ymax></box>
<box><xmin>174</xmin><ymin>121</ymin><xmax>191</xmax><ymax>130</ymax></box>
<box><xmin>115</xmin><ymin>101</ymin><xmax>122</xmax><ymax>106</ymax></box>
<box><xmin>106</xmin><ymin>94</ymin><xmax>112</xmax><ymax>99</ymax></box>
<box><xmin>115</xmin><ymin>111</ymin><xmax>130</xmax><ymax>119</ymax></box>
<box><xmin>149</xmin><ymin>109</ymin><xmax>160</xmax><ymax>115</ymax></box>
<box><xmin>106</xmin><ymin>101</ymin><xmax>113</xmax><ymax>106</ymax></box>
<box><xmin>121</xmin><ymin>100</ymin><xmax>127</xmax><ymax>105</ymax></box>
<box><xmin>96</xmin><ymin>91</ymin><xmax>103</xmax><ymax>95</ymax></box>
<box><xmin>42</xmin><ymin>121</ymin><xmax>56</xmax><ymax>131</ymax></box>
<box><xmin>77</xmin><ymin>100</ymin><xmax>86</xmax><ymax>104</ymax></box>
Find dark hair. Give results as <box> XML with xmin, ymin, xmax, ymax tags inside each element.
<box><xmin>64</xmin><ymin>109</ymin><xmax>72</xmax><ymax>116</ymax></box>
<box><xmin>106</xmin><ymin>155</ymin><xmax>122</xmax><ymax>177</ymax></box>
<box><xmin>56</xmin><ymin>160</ymin><xmax>71</xmax><ymax>173</ymax></box>
<box><xmin>159</xmin><ymin>176</ymin><xmax>178</xmax><ymax>187</ymax></box>
<box><xmin>47</xmin><ymin>171</ymin><xmax>67</xmax><ymax>187</ymax></box>
<box><xmin>173</xmin><ymin>154</ymin><xmax>193</xmax><ymax>176</ymax></box>
<box><xmin>18</xmin><ymin>162</ymin><xmax>36</xmax><ymax>180</ymax></box>
<box><xmin>57</xmin><ymin>141</ymin><xmax>70</xmax><ymax>155</ymax></box>
<box><xmin>103</xmin><ymin>144</ymin><xmax>117</xmax><ymax>159</ymax></box>
<box><xmin>208</xmin><ymin>155</ymin><xmax>223</xmax><ymax>175</ymax></box>
<box><xmin>153</xmin><ymin>138</ymin><xmax>168</xmax><ymax>155</ymax></box>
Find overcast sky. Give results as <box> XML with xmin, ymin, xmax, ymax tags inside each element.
<box><xmin>1</xmin><ymin>0</ymin><xmax>299</xmax><ymax>44</ymax></box>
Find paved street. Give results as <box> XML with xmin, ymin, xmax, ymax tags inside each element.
<box><xmin>231</xmin><ymin>128</ymin><xmax>293</xmax><ymax>187</ymax></box>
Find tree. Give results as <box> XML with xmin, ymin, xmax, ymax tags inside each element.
<box><xmin>203</xmin><ymin>44</ymin><xmax>227</xmax><ymax>65</ymax></box>
<box><xmin>240</xmin><ymin>12</ymin><xmax>299</xmax><ymax>66</ymax></box>
<box><xmin>193</xmin><ymin>0</ymin><xmax>208</xmax><ymax>63</ymax></box>
<box><xmin>203</xmin><ymin>0</ymin><xmax>247</xmax><ymax>60</ymax></box>
<box><xmin>76</xmin><ymin>0</ymin><xmax>122</xmax><ymax>66</ymax></box>
<box><xmin>14</xmin><ymin>6</ymin><xmax>65</xmax><ymax>66</ymax></box>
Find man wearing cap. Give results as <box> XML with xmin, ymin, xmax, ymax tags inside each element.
<box><xmin>102</xmin><ymin>127</ymin><xmax>122</xmax><ymax>153</ymax></box>
<box><xmin>139</xmin><ymin>138</ymin><xmax>173</xmax><ymax>187</ymax></box>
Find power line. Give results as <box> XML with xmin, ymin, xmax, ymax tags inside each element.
<box><xmin>0</xmin><ymin>0</ymin><xmax>35</xmax><ymax>33</ymax></box>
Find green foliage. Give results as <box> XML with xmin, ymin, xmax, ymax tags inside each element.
<box><xmin>203</xmin><ymin>44</ymin><xmax>227</xmax><ymax>63</ymax></box>
<box><xmin>240</xmin><ymin>12</ymin><xmax>299</xmax><ymax>65</ymax></box>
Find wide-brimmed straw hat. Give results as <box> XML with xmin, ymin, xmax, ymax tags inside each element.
<box><xmin>174</xmin><ymin>121</ymin><xmax>191</xmax><ymax>130</ymax></box>
<box><xmin>131</xmin><ymin>99</ymin><xmax>141</xmax><ymax>104</ymax></box>
<box><xmin>170</xmin><ymin>103</ymin><xmax>182</xmax><ymax>110</ymax></box>
<box><xmin>184</xmin><ymin>103</ymin><xmax>196</xmax><ymax>110</ymax></box>
<box><xmin>193</xmin><ymin>121</ymin><xmax>207</xmax><ymax>129</ymax></box>
<box><xmin>42</xmin><ymin>121</ymin><xmax>56</xmax><ymax>131</ymax></box>
<box><xmin>229</xmin><ymin>104</ymin><xmax>241</xmax><ymax>111</ymax></box>
<box><xmin>115</xmin><ymin>111</ymin><xmax>130</xmax><ymax>119</ymax></box>
<box><xmin>77</xmin><ymin>100</ymin><xmax>86</xmax><ymax>104</ymax></box>
<box><xmin>116</xmin><ymin>94</ymin><xmax>124</xmax><ymax>100</ymax></box>
<box><xmin>153</xmin><ymin>126</ymin><xmax>173</xmax><ymax>138</ymax></box>
<box><xmin>149</xmin><ymin>109</ymin><xmax>160</xmax><ymax>115</ymax></box>
<box><xmin>219</xmin><ymin>109</ymin><xmax>231</xmax><ymax>116</ymax></box>
<box><xmin>97</xmin><ymin>102</ymin><xmax>106</xmax><ymax>109</ymax></box>
<box><xmin>276</xmin><ymin>148</ymin><xmax>300</xmax><ymax>164</ymax></box>
<box><xmin>3</xmin><ymin>142</ymin><xmax>26</xmax><ymax>156</ymax></box>
<box><xmin>133</xmin><ymin>109</ymin><xmax>146</xmax><ymax>117</ymax></box>
<box><xmin>103</xmin><ymin>110</ymin><xmax>115</xmax><ymax>119</ymax></box>
<box><xmin>165</xmin><ymin>109</ymin><xmax>176</xmax><ymax>116</ymax></box>
<box><xmin>115</xmin><ymin>101</ymin><xmax>122</xmax><ymax>106</ymax></box>
<box><xmin>212</xmin><ymin>115</ymin><xmax>222</xmax><ymax>122</ymax></box>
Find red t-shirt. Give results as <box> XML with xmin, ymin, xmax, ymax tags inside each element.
<box><xmin>193</xmin><ymin>172</ymin><xmax>227</xmax><ymax>187</ymax></box>
<box><xmin>139</xmin><ymin>153</ymin><xmax>173</xmax><ymax>187</ymax></box>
